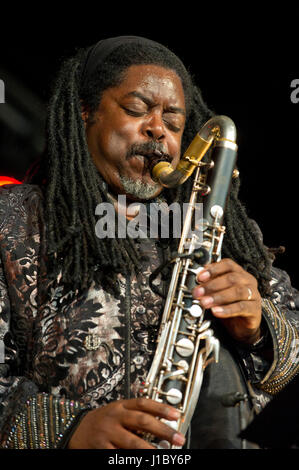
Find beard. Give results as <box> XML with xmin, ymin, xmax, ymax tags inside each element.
<box><xmin>118</xmin><ymin>141</ymin><xmax>170</xmax><ymax>200</ymax></box>
<box><xmin>119</xmin><ymin>174</ymin><xmax>161</xmax><ymax>200</ymax></box>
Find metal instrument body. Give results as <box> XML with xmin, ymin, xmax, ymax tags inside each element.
<box><xmin>141</xmin><ymin>116</ymin><xmax>238</xmax><ymax>449</ymax></box>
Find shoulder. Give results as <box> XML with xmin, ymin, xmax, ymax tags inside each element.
<box><xmin>0</xmin><ymin>182</ymin><xmax>43</xmax><ymax>205</ymax></box>
<box><xmin>269</xmin><ymin>265</ymin><xmax>299</xmax><ymax>310</ymax></box>
<box><xmin>0</xmin><ymin>183</ymin><xmax>44</xmax><ymax>239</ymax></box>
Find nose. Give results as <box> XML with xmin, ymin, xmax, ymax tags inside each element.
<box><xmin>142</xmin><ymin>111</ymin><xmax>165</xmax><ymax>141</ymax></box>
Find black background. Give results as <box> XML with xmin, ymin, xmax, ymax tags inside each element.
<box><xmin>0</xmin><ymin>6</ymin><xmax>298</xmax><ymax>287</ymax></box>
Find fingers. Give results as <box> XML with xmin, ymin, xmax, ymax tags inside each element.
<box><xmin>211</xmin><ymin>300</ymin><xmax>256</xmax><ymax>318</ymax></box>
<box><xmin>105</xmin><ymin>443</ymin><xmax>118</xmax><ymax>449</ymax></box>
<box><xmin>192</xmin><ymin>258</ymin><xmax>260</xmax><ymax>319</ymax></box>
<box><xmin>193</xmin><ymin>272</ymin><xmax>252</xmax><ymax>300</ymax></box>
<box><xmin>69</xmin><ymin>398</ymin><xmax>185</xmax><ymax>449</ymax></box>
<box><xmin>123</xmin><ymin>397</ymin><xmax>180</xmax><ymax>420</ymax></box>
<box><xmin>96</xmin><ymin>398</ymin><xmax>184</xmax><ymax>449</ymax></box>
<box><xmin>111</xmin><ymin>425</ymin><xmax>184</xmax><ymax>450</ymax></box>
<box><xmin>111</xmin><ymin>427</ymin><xmax>157</xmax><ymax>450</ymax></box>
<box><xmin>117</xmin><ymin>410</ymin><xmax>184</xmax><ymax>448</ymax></box>
<box><xmin>190</xmin><ymin>258</ymin><xmax>262</xmax><ymax>344</ymax></box>
<box><xmin>195</xmin><ymin>282</ymin><xmax>257</xmax><ymax>308</ymax></box>
<box><xmin>196</xmin><ymin>258</ymin><xmax>245</xmax><ymax>285</ymax></box>
<box><xmin>122</xmin><ymin>398</ymin><xmax>185</xmax><ymax>447</ymax></box>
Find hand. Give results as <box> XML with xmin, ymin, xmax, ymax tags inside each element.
<box><xmin>68</xmin><ymin>398</ymin><xmax>185</xmax><ymax>449</ymax></box>
<box><xmin>192</xmin><ymin>258</ymin><xmax>262</xmax><ymax>344</ymax></box>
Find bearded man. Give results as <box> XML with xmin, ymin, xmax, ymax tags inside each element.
<box><xmin>0</xmin><ymin>36</ymin><xmax>298</xmax><ymax>449</ymax></box>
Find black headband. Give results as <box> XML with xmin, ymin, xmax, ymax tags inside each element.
<box><xmin>80</xmin><ymin>35</ymin><xmax>170</xmax><ymax>89</ymax></box>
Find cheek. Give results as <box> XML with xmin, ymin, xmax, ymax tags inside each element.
<box><xmin>103</xmin><ymin>121</ymin><xmax>140</xmax><ymax>161</ymax></box>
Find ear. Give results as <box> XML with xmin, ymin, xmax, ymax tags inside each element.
<box><xmin>80</xmin><ymin>100</ymin><xmax>89</xmax><ymax>129</ymax></box>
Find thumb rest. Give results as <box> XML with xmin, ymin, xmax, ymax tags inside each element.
<box><xmin>140</xmin><ymin>116</ymin><xmax>238</xmax><ymax>449</ymax></box>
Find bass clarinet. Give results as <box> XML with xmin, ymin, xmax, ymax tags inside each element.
<box><xmin>141</xmin><ymin>115</ymin><xmax>239</xmax><ymax>448</ymax></box>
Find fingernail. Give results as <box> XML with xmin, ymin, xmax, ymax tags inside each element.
<box><xmin>173</xmin><ymin>433</ymin><xmax>185</xmax><ymax>446</ymax></box>
<box><xmin>201</xmin><ymin>296</ymin><xmax>214</xmax><ymax>307</ymax></box>
<box><xmin>194</xmin><ymin>286</ymin><xmax>205</xmax><ymax>297</ymax></box>
<box><xmin>212</xmin><ymin>306</ymin><xmax>224</xmax><ymax>314</ymax></box>
<box><xmin>167</xmin><ymin>408</ymin><xmax>181</xmax><ymax>419</ymax></box>
<box><xmin>198</xmin><ymin>270</ymin><xmax>210</xmax><ymax>282</ymax></box>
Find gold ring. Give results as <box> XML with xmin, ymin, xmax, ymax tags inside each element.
<box><xmin>247</xmin><ymin>287</ymin><xmax>253</xmax><ymax>301</ymax></box>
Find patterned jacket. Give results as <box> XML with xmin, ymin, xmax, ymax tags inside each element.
<box><xmin>0</xmin><ymin>184</ymin><xmax>299</xmax><ymax>448</ymax></box>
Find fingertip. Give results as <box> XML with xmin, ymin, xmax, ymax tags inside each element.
<box><xmin>197</xmin><ymin>270</ymin><xmax>211</xmax><ymax>282</ymax></box>
<box><xmin>192</xmin><ymin>286</ymin><xmax>204</xmax><ymax>298</ymax></box>
<box><xmin>173</xmin><ymin>433</ymin><xmax>186</xmax><ymax>446</ymax></box>
<box><xmin>211</xmin><ymin>306</ymin><xmax>224</xmax><ymax>315</ymax></box>
<box><xmin>166</xmin><ymin>408</ymin><xmax>181</xmax><ymax>420</ymax></box>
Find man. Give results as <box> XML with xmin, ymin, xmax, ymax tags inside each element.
<box><xmin>0</xmin><ymin>36</ymin><xmax>298</xmax><ymax>449</ymax></box>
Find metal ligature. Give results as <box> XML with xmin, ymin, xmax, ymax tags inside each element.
<box><xmin>141</xmin><ymin>115</ymin><xmax>238</xmax><ymax>448</ymax></box>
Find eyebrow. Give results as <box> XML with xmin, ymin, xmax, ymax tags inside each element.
<box><xmin>124</xmin><ymin>91</ymin><xmax>186</xmax><ymax>116</ymax></box>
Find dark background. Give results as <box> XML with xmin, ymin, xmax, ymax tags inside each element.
<box><xmin>0</xmin><ymin>7</ymin><xmax>298</xmax><ymax>287</ymax></box>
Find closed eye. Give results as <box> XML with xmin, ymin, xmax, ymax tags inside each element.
<box><xmin>122</xmin><ymin>107</ymin><xmax>145</xmax><ymax>117</ymax></box>
<box><xmin>164</xmin><ymin>120</ymin><xmax>181</xmax><ymax>133</ymax></box>
<box><xmin>121</xmin><ymin>103</ymin><xmax>184</xmax><ymax>133</ymax></box>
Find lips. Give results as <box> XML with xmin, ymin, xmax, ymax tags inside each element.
<box><xmin>128</xmin><ymin>149</ymin><xmax>171</xmax><ymax>177</ymax></box>
<box><xmin>129</xmin><ymin>154</ymin><xmax>148</xmax><ymax>174</ymax></box>
<box><xmin>132</xmin><ymin>150</ymin><xmax>170</xmax><ymax>163</ymax></box>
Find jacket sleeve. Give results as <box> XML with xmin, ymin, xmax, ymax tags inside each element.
<box><xmin>0</xmin><ymin>186</ymin><xmax>89</xmax><ymax>448</ymax></box>
<box><xmin>236</xmin><ymin>265</ymin><xmax>299</xmax><ymax>401</ymax></box>
<box><xmin>256</xmin><ymin>267</ymin><xmax>299</xmax><ymax>395</ymax></box>
<box><xmin>232</xmin><ymin>218</ymin><xmax>299</xmax><ymax>398</ymax></box>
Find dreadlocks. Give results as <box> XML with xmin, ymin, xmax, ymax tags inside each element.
<box><xmin>28</xmin><ymin>40</ymin><xmax>274</xmax><ymax>298</ymax></box>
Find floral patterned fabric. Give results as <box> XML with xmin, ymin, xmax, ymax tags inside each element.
<box><xmin>0</xmin><ymin>183</ymin><xmax>298</xmax><ymax>448</ymax></box>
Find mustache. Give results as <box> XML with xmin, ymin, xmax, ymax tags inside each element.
<box><xmin>126</xmin><ymin>142</ymin><xmax>171</xmax><ymax>162</ymax></box>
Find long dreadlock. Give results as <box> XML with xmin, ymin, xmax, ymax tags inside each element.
<box><xmin>28</xmin><ymin>41</ymin><xmax>275</xmax><ymax>298</ymax></box>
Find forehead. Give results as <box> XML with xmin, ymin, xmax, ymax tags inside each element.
<box><xmin>115</xmin><ymin>64</ymin><xmax>186</xmax><ymax>107</ymax></box>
